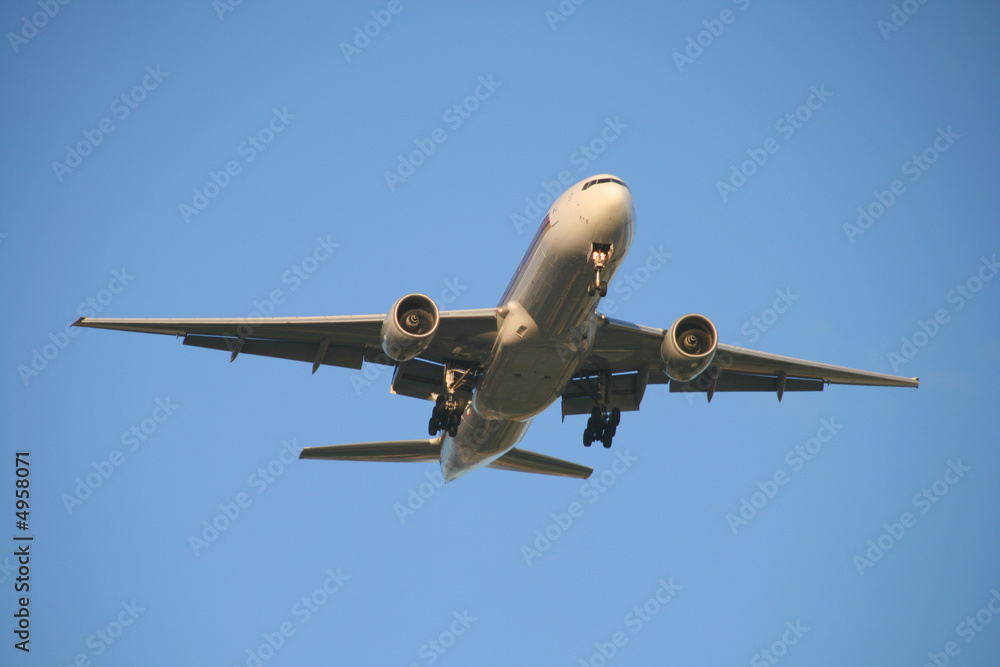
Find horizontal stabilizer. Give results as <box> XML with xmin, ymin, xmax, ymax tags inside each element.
<box><xmin>488</xmin><ymin>448</ymin><xmax>593</xmax><ymax>479</ymax></box>
<box><xmin>298</xmin><ymin>438</ymin><xmax>591</xmax><ymax>480</ymax></box>
<box><xmin>299</xmin><ymin>438</ymin><xmax>442</xmax><ymax>462</ymax></box>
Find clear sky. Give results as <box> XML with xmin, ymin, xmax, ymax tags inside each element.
<box><xmin>2</xmin><ymin>1</ymin><xmax>999</xmax><ymax>665</ymax></box>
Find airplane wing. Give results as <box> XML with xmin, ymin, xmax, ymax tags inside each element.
<box><xmin>562</xmin><ymin>315</ymin><xmax>918</xmax><ymax>416</ymax></box>
<box><xmin>72</xmin><ymin>309</ymin><xmax>499</xmax><ymax>372</ymax></box>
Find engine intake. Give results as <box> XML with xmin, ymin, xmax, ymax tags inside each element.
<box><xmin>660</xmin><ymin>314</ymin><xmax>717</xmax><ymax>382</ymax></box>
<box><xmin>381</xmin><ymin>293</ymin><xmax>440</xmax><ymax>362</ymax></box>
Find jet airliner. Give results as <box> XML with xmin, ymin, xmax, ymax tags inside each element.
<box><xmin>74</xmin><ymin>175</ymin><xmax>918</xmax><ymax>482</ymax></box>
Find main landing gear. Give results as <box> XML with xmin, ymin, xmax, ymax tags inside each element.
<box><xmin>428</xmin><ymin>362</ymin><xmax>475</xmax><ymax>438</ymax></box>
<box><xmin>587</xmin><ymin>244</ymin><xmax>610</xmax><ymax>297</ymax></box>
<box><xmin>429</xmin><ymin>396</ymin><xmax>461</xmax><ymax>438</ymax></box>
<box><xmin>580</xmin><ymin>369</ymin><xmax>620</xmax><ymax>448</ymax></box>
<box><xmin>583</xmin><ymin>406</ymin><xmax>620</xmax><ymax>448</ymax></box>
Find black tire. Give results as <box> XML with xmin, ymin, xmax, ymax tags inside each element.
<box><xmin>428</xmin><ymin>417</ymin><xmax>439</xmax><ymax>436</ymax></box>
<box><xmin>587</xmin><ymin>282</ymin><xmax>596</xmax><ymax>296</ymax></box>
<box><xmin>591</xmin><ymin>406</ymin><xmax>602</xmax><ymax>421</ymax></box>
<box><xmin>602</xmin><ymin>433</ymin><xmax>613</xmax><ymax>448</ymax></box>
<box><xmin>606</xmin><ymin>424</ymin><xmax>617</xmax><ymax>438</ymax></box>
<box><xmin>599</xmin><ymin>281</ymin><xmax>608</xmax><ymax>297</ymax></box>
<box><xmin>609</xmin><ymin>407</ymin><xmax>621</xmax><ymax>427</ymax></box>
<box><xmin>583</xmin><ymin>429</ymin><xmax>592</xmax><ymax>447</ymax></box>
<box><xmin>448</xmin><ymin>425</ymin><xmax>458</xmax><ymax>437</ymax></box>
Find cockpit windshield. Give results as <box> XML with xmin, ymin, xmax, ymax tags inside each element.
<box><xmin>582</xmin><ymin>177</ymin><xmax>627</xmax><ymax>191</ymax></box>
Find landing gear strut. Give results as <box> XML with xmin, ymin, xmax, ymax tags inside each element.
<box><xmin>580</xmin><ymin>369</ymin><xmax>621</xmax><ymax>447</ymax></box>
<box><xmin>428</xmin><ymin>362</ymin><xmax>474</xmax><ymax>438</ymax></box>
<box><xmin>587</xmin><ymin>244</ymin><xmax>610</xmax><ymax>297</ymax></box>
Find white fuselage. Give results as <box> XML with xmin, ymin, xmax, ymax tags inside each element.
<box><xmin>440</xmin><ymin>175</ymin><xmax>634</xmax><ymax>480</ymax></box>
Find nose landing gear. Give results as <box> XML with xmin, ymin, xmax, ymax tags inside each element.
<box><xmin>587</xmin><ymin>244</ymin><xmax>611</xmax><ymax>297</ymax></box>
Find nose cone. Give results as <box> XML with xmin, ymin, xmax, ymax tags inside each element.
<box><xmin>582</xmin><ymin>174</ymin><xmax>634</xmax><ymax>233</ymax></box>
<box><xmin>603</xmin><ymin>180</ymin><xmax>634</xmax><ymax>222</ymax></box>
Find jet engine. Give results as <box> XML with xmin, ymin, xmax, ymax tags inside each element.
<box><xmin>660</xmin><ymin>314</ymin><xmax>717</xmax><ymax>382</ymax></box>
<box><xmin>380</xmin><ymin>293</ymin><xmax>440</xmax><ymax>362</ymax></box>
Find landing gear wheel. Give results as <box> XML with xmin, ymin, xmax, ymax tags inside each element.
<box><xmin>598</xmin><ymin>281</ymin><xmax>608</xmax><ymax>297</ymax></box>
<box><xmin>448</xmin><ymin>425</ymin><xmax>458</xmax><ymax>438</ymax></box>
<box><xmin>428</xmin><ymin>417</ymin><xmax>439</xmax><ymax>436</ymax></box>
<box><xmin>587</xmin><ymin>282</ymin><xmax>596</xmax><ymax>296</ymax></box>
<box><xmin>582</xmin><ymin>403</ymin><xmax>621</xmax><ymax>447</ymax></box>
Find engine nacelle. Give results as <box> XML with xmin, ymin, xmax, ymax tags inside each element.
<box><xmin>660</xmin><ymin>314</ymin><xmax>718</xmax><ymax>382</ymax></box>
<box><xmin>380</xmin><ymin>293</ymin><xmax>440</xmax><ymax>362</ymax></box>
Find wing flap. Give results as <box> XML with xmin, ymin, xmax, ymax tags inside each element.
<box><xmin>183</xmin><ymin>334</ymin><xmax>365</xmax><ymax>370</ymax></box>
<box><xmin>667</xmin><ymin>371</ymin><xmax>824</xmax><ymax>394</ymax></box>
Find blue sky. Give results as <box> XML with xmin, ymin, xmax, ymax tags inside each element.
<box><xmin>2</xmin><ymin>1</ymin><xmax>999</xmax><ymax>665</ymax></box>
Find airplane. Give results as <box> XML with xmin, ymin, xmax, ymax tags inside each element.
<box><xmin>74</xmin><ymin>174</ymin><xmax>918</xmax><ymax>482</ymax></box>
